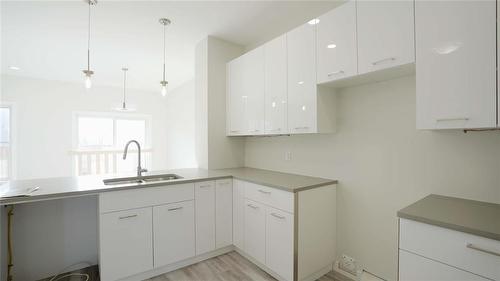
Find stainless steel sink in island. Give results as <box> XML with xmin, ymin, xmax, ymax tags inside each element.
<box><xmin>0</xmin><ymin>167</ymin><xmax>338</xmax><ymax>281</ymax></box>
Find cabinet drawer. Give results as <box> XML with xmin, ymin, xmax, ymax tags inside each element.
<box><xmin>99</xmin><ymin>183</ymin><xmax>194</xmax><ymax>213</ymax></box>
<box><xmin>245</xmin><ymin>182</ymin><xmax>294</xmax><ymax>213</ymax></box>
<box><xmin>399</xmin><ymin>250</ymin><xmax>489</xmax><ymax>281</ymax></box>
<box><xmin>400</xmin><ymin>219</ymin><xmax>500</xmax><ymax>280</ymax></box>
<box><xmin>100</xmin><ymin>207</ymin><xmax>153</xmax><ymax>281</ymax></box>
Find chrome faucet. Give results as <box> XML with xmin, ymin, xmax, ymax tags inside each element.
<box><xmin>123</xmin><ymin>140</ymin><xmax>148</xmax><ymax>177</ymax></box>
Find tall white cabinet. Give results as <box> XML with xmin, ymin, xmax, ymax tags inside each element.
<box><xmin>415</xmin><ymin>0</ymin><xmax>497</xmax><ymax>129</ymax></box>
<box><xmin>356</xmin><ymin>0</ymin><xmax>415</xmax><ymax>74</ymax></box>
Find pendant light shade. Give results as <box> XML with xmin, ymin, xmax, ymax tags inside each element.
<box><xmin>159</xmin><ymin>18</ymin><xmax>171</xmax><ymax>97</ymax></box>
<box><xmin>83</xmin><ymin>0</ymin><xmax>97</xmax><ymax>89</ymax></box>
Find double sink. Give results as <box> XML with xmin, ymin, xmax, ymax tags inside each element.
<box><xmin>103</xmin><ymin>174</ymin><xmax>183</xmax><ymax>186</ymax></box>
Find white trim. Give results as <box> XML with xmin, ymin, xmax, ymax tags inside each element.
<box><xmin>0</xmin><ymin>102</ymin><xmax>16</xmax><ymax>180</ymax></box>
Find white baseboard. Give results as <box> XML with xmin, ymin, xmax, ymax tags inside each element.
<box><xmin>119</xmin><ymin>245</ymin><xmax>234</xmax><ymax>281</ymax></box>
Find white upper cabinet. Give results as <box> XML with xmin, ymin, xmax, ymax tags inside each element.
<box><xmin>316</xmin><ymin>1</ymin><xmax>357</xmax><ymax>84</ymax></box>
<box><xmin>264</xmin><ymin>35</ymin><xmax>288</xmax><ymax>134</ymax></box>
<box><xmin>416</xmin><ymin>1</ymin><xmax>496</xmax><ymax>129</ymax></box>
<box><xmin>287</xmin><ymin>22</ymin><xmax>318</xmax><ymax>134</ymax></box>
<box><xmin>227</xmin><ymin>47</ymin><xmax>265</xmax><ymax>136</ymax></box>
<box><xmin>357</xmin><ymin>0</ymin><xmax>415</xmax><ymax>74</ymax></box>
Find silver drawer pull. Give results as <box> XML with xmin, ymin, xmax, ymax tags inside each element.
<box><xmin>466</xmin><ymin>243</ymin><xmax>500</xmax><ymax>257</ymax></box>
<box><xmin>372</xmin><ymin>57</ymin><xmax>396</xmax><ymax>66</ymax></box>
<box><xmin>327</xmin><ymin>70</ymin><xmax>344</xmax><ymax>76</ymax></box>
<box><xmin>436</xmin><ymin>117</ymin><xmax>469</xmax><ymax>122</ymax></box>
<box><xmin>168</xmin><ymin>207</ymin><xmax>183</xmax><ymax>211</ymax></box>
<box><xmin>268</xmin><ymin>128</ymin><xmax>281</xmax><ymax>132</ymax></box>
<box><xmin>230</xmin><ymin>130</ymin><xmax>240</xmax><ymax>133</ymax></box>
<box><xmin>258</xmin><ymin>189</ymin><xmax>271</xmax><ymax>194</ymax></box>
<box><xmin>294</xmin><ymin>126</ymin><xmax>309</xmax><ymax>130</ymax></box>
<box><xmin>199</xmin><ymin>185</ymin><xmax>212</xmax><ymax>188</ymax></box>
<box><xmin>249</xmin><ymin>130</ymin><xmax>260</xmax><ymax>132</ymax></box>
<box><xmin>271</xmin><ymin>213</ymin><xmax>285</xmax><ymax>219</ymax></box>
<box><xmin>247</xmin><ymin>204</ymin><xmax>259</xmax><ymax>209</ymax></box>
<box><xmin>119</xmin><ymin>214</ymin><xmax>138</xmax><ymax>220</ymax></box>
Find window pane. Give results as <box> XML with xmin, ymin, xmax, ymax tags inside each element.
<box><xmin>78</xmin><ymin>117</ymin><xmax>114</xmax><ymax>147</ymax></box>
<box><xmin>116</xmin><ymin>119</ymin><xmax>146</xmax><ymax>149</ymax></box>
<box><xmin>0</xmin><ymin>107</ymin><xmax>10</xmax><ymax>144</ymax></box>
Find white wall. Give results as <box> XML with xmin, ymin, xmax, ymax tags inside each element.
<box><xmin>165</xmin><ymin>79</ymin><xmax>197</xmax><ymax>169</ymax></box>
<box><xmin>195</xmin><ymin>36</ymin><xmax>246</xmax><ymax>169</ymax></box>
<box><xmin>1</xmin><ymin>74</ymin><xmax>171</xmax><ymax>180</ymax></box>
<box><xmin>244</xmin><ymin>75</ymin><xmax>500</xmax><ymax>280</ymax></box>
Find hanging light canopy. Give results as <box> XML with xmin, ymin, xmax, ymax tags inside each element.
<box><xmin>115</xmin><ymin>67</ymin><xmax>135</xmax><ymax>112</ymax></box>
<box><xmin>159</xmin><ymin>18</ymin><xmax>171</xmax><ymax>97</ymax></box>
<box><xmin>83</xmin><ymin>0</ymin><xmax>97</xmax><ymax>89</ymax></box>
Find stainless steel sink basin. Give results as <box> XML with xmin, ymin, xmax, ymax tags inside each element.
<box><xmin>103</xmin><ymin>174</ymin><xmax>183</xmax><ymax>186</ymax></box>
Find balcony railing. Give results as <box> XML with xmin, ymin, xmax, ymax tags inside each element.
<box><xmin>70</xmin><ymin>149</ymin><xmax>152</xmax><ymax>176</ymax></box>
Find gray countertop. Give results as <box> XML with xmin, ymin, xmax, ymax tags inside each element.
<box><xmin>398</xmin><ymin>194</ymin><xmax>500</xmax><ymax>241</ymax></box>
<box><xmin>0</xmin><ymin>167</ymin><xmax>337</xmax><ymax>205</ymax></box>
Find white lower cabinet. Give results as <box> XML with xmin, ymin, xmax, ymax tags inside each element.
<box><xmin>266</xmin><ymin>207</ymin><xmax>294</xmax><ymax>281</ymax></box>
<box><xmin>244</xmin><ymin>199</ymin><xmax>267</xmax><ymax>265</ymax></box>
<box><xmin>399</xmin><ymin>250</ymin><xmax>489</xmax><ymax>281</ymax></box>
<box><xmin>233</xmin><ymin>179</ymin><xmax>246</xmax><ymax>250</ymax></box>
<box><xmin>195</xmin><ymin>181</ymin><xmax>216</xmax><ymax>255</ymax></box>
<box><xmin>215</xmin><ymin>179</ymin><xmax>233</xmax><ymax>248</ymax></box>
<box><xmin>99</xmin><ymin>207</ymin><xmax>153</xmax><ymax>281</ymax></box>
<box><xmin>153</xmin><ymin>200</ymin><xmax>195</xmax><ymax>267</ymax></box>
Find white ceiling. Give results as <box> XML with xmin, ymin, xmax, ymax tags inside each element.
<box><xmin>1</xmin><ymin>1</ymin><xmax>341</xmax><ymax>92</ymax></box>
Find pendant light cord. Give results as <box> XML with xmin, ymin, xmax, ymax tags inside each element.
<box><xmin>162</xmin><ymin>23</ymin><xmax>166</xmax><ymax>81</ymax></box>
<box><xmin>87</xmin><ymin>1</ymin><xmax>91</xmax><ymax>72</ymax></box>
<box><xmin>123</xmin><ymin>69</ymin><xmax>127</xmax><ymax>107</ymax></box>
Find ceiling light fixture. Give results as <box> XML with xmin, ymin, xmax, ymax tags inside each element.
<box><xmin>308</xmin><ymin>18</ymin><xmax>320</xmax><ymax>25</ymax></box>
<box><xmin>159</xmin><ymin>18</ymin><xmax>171</xmax><ymax>97</ymax></box>
<box><xmin>9</xmin><ymin>66</ymin><xmax>20</xmax><ymax>71</ymax></box>
<box><xmin>82</xmin><ymin>0</ymin><xmax>97</xmax><ymax>89</ymax></box>
<box><xmin>115</xmin><ymin>67</ymin><xmax>135</xmax><ymax>112</ymax></box>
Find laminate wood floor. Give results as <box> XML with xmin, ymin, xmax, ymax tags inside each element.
<box><xmin>147</xmin><ymin>251</ymin><xmax>339</xmax><ymax>281</ymax></box>
<box><xmin>40</xmin><ymin>251</ymin><xmax>339</xmax><ymax>281</ymax></box>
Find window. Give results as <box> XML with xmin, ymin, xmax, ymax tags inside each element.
<box><xmin>0</xmin><ymin>106</ymin><xmax>11</xmax><ymax>181</ymax></box>
<box><xmin>72</xmin><ymin>112</ymin><xmax>152</xmax><ymax>176</ymax></box>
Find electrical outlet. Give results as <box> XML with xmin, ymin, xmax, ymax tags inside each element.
<box><xmin>285</xmin><ymin>151</ymin><xmax>292</xmax><ymax>161</ymax></box>
<box><xmin>339</xmin><ymin>254</ymin><xmax>357</xmax><ymax>275</ymax></box>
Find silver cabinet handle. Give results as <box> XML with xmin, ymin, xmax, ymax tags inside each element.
<box><xmin>168</xmin><ymin>207</ymin><xmax>183</xmax><ymax>211</ymax></box>
<box><xmin>436</xmin><ymin>117</ymin><xmax>469</xmax><ymax>122</ymax></box>
<box><xmin>372</xmin><ymin>57</ymin><xmax>396</xmax><ymax>66</ymax></box>
<box><xmin>119</xmin><ymin>214</ymin><xmax>137</xmax><ymax>220</ymax></box>
<box><xmin>247</xmin><ymin>204</ymin><xmax>259</xmax><ymax>209</ymax></box>
<box><xmin>327</xmin><ymin>70</ymin><xmax>345</xmax><ymax>76</ymax></box>
<box><xmin>271</xmin><ymin>213</ymin><xmax>285</xmax><ymax>219</ymax></box>
<box><xmin>294</xmin><ymin>126</ymin><xmax>309</xmax><ymax>130</ymax></box>
<box><xmin>249</xmin><ymin>130</ymin><xmax>260</xmax><ymax>133</ymax></box>
<box><xmin>466</xmin><ymin>243</ymin><xmax>500</xmax><ymax>257</ymax></box>
<box><xmin>268</xmin><ymin>128</ymin><xmax>281</xmax><ymax>132</ymax></box>
<box><xmin>199</xmin><ymin>184</ymin><xmax>212</xmax><ymax>188</ymax></box>
<box><xmin>230</xmin><ymin>130</ymin><xmax>240</xmax><ymax>133</ymax></box>
<box><xmin>258</xmin><ymin>189</ymin><xmax>271</xmax><ymax>194</ymax></box>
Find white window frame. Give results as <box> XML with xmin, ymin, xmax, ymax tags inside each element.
<box><xmin>71</xmin><ymin>111</ymin><xmax>153</xmax><ymax>175</ymax></box>
<box><xmin>0</xmin><ymin>103</ymin><xmax>16</xmax><ymax>181</ymax></box>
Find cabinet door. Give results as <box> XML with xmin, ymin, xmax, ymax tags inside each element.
<box><xmin>244</xmin><ymin>199</ymin><xmax>266</xmax><ymax>265</ymax></box>
<box><xmin>195</xmin><ymin>181</ymin><xmax>216</xmax><ymax>255</ymax></box>
<box><xmin>266</xmin><ymin>207</ymin><xmax>294</xmax><ymax>281</ymax></box>
<box><xmin>416</xmin><ymin>1</ymin><xmax>496</xmax><ymax>129</ymax></box>
<box><xmin>357</xmin><ymin>0</ymin><xmax>415</xmax><ymax>74</ymax></box>
<box><xmin>265</xmin><ymin>35</ymin><xmax>288</xmax><ymax>134</ymax></box>
<box><xmin>317</xmin><ymin>1</ymin><xmax>357</xmax><ymax>83</ymax></box>
<box><xmin>227</xmin><ymin>59</ymin><xmax>247</xmax><ymax>135</ymax></box>
<box><xmin>233</xmin><ymin>179</ymin><xmax>246</xmax><ymax>250</ymax></box>
<box><xmin>100</xmin><ymin>207</ymin><xmax>153</xmax><ymax>281</ymax></box>
<box><xmin>399</xmin><ymin>250</ymin><xmax>489</xmax><ymax>281</ymax></box>
<box><xmin>287</xmin><ymin>22</ymin><xmax>317</xmax><ymax>134</ymax></box>
<box><xmin>215</xmin><ymin>179</ymin><xmax>233</xmax><ymax>248</ymax></box>
<box><xmin>245</xmin><ymin>47</ymin><xmax>266</xmax><ymax>135</ymax></box>
<box><xmin>153</xmin><ymin>201</ymin><xmax>195</xmax><ymax>267</ymax></box>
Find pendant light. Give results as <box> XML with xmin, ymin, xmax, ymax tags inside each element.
<box><xmin>115</xmin><ymin>68</ymin><xmax>135</xmax><ymax>112</ymax></box>
<box><xmin>159</xmin><ymin>18</ymin><xmax>171</xmax><ymax>97</ymax></box>
<box><xmin>82</xmin><ymin>0</ymin><xmax>97</xmax><ymax>89</ymax></box>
